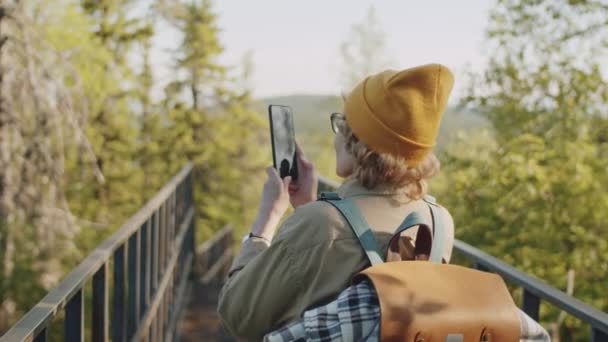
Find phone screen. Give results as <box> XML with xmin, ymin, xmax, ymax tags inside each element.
<box><xmin>269</xmin><ymin>105</ymin><xmax>297</xmax><ymax>180</ymax></box>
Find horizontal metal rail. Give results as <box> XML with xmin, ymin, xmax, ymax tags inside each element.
<box><xmin>195</xmin><ymin>225</ymin><xmax>234</xmax><ymax>284</ymax></box>
<box><xmin>317</xmin><ymin>177</ymin><xmax>608</xmax><ymax>340</ymax></box>
<box><xmin>1</xmin><ymin>163</ymin><xmax>195</xmax><ymax>342</ymax></box>
<box><xmin>317</xmin><ymin>175</ymin><xmax>340</xmax><ymax>194</ymax></box>
<box><xmin>456</xmin><ymin>239</ymin><xmax>608</xmax><ymax>340</ymax></box>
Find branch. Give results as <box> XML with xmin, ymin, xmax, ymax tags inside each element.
<box><xmin>560</xmin><ymin>19</ymin><xmax>608</xmax><ymax>42</ymax></box>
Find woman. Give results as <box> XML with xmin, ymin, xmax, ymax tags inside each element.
<box><xmin>218</xmin><ymin>64</ymin><xmax>455</xmax><ymax>341</ymax></box>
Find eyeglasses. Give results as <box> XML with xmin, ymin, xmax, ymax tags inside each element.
<box><xmin>330</xmin><ymin>112</ymin><xmax>345</xmax><ymax>134</ymax></box>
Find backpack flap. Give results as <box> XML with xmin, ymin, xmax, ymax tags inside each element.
<box><xmin>354</xmin><ymin>262</ymin><xmax>521</xmax><ymax>342</ymax></box>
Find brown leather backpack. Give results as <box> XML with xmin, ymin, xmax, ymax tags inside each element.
<box><xmin>319</xmin><ymin>192</ymin><xmax>521</xmax><ymax>342</ymax></box>
<box><xmin>356</xmin><ymin>262</ymin><xmax>520</xmax><ymax>342</ymax></box>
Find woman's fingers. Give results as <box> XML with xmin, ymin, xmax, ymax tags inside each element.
<box><xmin>267</xmin><ymin>166</ymin><xmax>293</xmax><ymax>195</ymax></box>
<box><xmin>266</xmin><ymin>166</ymin><xmax>284</xmax><ymax>187</ymax></box>
<box><xmin>283</xmin><ymin>176</ymin><xmax>292</xmax><ymax>190</ymax></box>
<box><xmin>295</xmin><ymin>143</ymin><xmax>313</xmax><ymax>170</ymax></box>
<box><xmin>288</xmin><ymin>179</ymin><xmax>298</xmax><ymax>195</ymax></box>
<box><xmin>295</xmin><ymin>144</ymin><xmax>307</xmax><ymax>163</ymax></box>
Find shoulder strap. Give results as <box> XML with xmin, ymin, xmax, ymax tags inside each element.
<box><xmin>389</xmin><ymin>211</ymin><xmax>434</xmax><ymax>262</ymax></box>
<box><xmin>392</xmin><ymin>211</ymin><xmax>431</xmax><ymax>237</ymax></box>
<box><xmin>388</xmin><ymin>196</ymin><xmax>446</xmax><ymax>263</ymax></box>
<box><xmin>318</xmin><ymin>192</ymin><xmax>384</xmax><ymax>266</ymax></box>
<box><xmin>318</xmin><ymin>192</ymin><xmax>447</xmax><ymax>265</ymax></box>
<box><xmin>424</xmin><ymin>195</ymin><xmax>446</xmax><ymax>263</ymax></box>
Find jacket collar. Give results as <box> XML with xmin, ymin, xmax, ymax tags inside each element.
<box><xmin>336</xmin><ymin>178</ymin><xmax>412</xmax><ymax>203</ymax></box>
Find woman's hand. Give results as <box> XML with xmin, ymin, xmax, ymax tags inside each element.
<box><xmin>251</xmin><ymin>167</ymin><xmax>292</xmax><ymax>241</ymax></box>
<box><xmin>289</xmin><ymin>144</ymin><xmax>318</xmax><ymax>208</ymax></box>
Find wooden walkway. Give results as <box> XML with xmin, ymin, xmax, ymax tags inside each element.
<box><xmin>179</xmin><ymin>279</ymin><xmax>235</xmax><ymax>341</ymax></box>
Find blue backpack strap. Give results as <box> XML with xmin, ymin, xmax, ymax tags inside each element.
<box><xmin>424</xmin><ymin>195</ymin><xmax>446</xmax><ymax>263</ymax></box>
<box><xmin>389</xmin><ymin>211</ymin><xmax>433</xmax><ymax>260</ymax></box>
<box><xmin>391</xmin><ymin>211</ymin><xmax>432</xmax><ymax>237</ymax></box>
<box><xmin>318</xmin><ymin>192</ymin><xmax>384</xmax><ymax>266</ymax></box>
<box><xmin>387</xmin><ymin>196</ymin><xmax>446</xmax><ymax>264</ymax></box>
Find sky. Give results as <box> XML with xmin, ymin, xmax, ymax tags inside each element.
<box><xmin>151</xmin><ymin>1</ymin><xmax>493</xmax><ymax>100</ymax></box>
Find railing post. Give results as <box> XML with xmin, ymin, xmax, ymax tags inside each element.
<box><xmin>150</xmin><ymin>317</ymin><xmax>157</xmax><ymax>342</ymax></box>
<box><xmin>92</xmin><ymin>263</ymin><xmax>109</xmax><ymax>342</ymax></box>
<box><xmin>189</xmin><ymin>171</ymin><xmax>196</xmax><ymax>261</ymax></box>
<box><xmin>161</xmin><ymin>203</ymin><xmax>169</xmax><ymax>336</ymax></box>
<box><xmin>474</xmin><ymin>262</ymin><xmax>489</xmax><ymax>272</ymax></box>
<box><xmin>157</xmin><ymin>203</ymin><xmax>167</xmax><ymax>278</ymax></box>
<box><xmin>152</xmin><ymin>210</ymin><xmax>159</xmax><ymax>290</ymax></box>
<box><xmin>128</xmin><ymin>230</ymin><xmax>141</xmax><ymax>339</ymax></box>
<box><xmin>592</xmin><ymin>328</ymin><xmax>608</xmax><ymax>342</ymax></box>
<box><xmin>0</xmin><ymin>163</ymin><xmax>195</xmax><ymax>342</ymax></box>
<box><xmin>151</xmin><ymin>211</ymin><xmax>160</xmax><ymax>342</ymax></box>
<box><xmin>113</xmin><ymin>244</ymin><xmax>128</xmax><ymax>342</ymax></box>
<box><xmin>33</xmin><ymin>328</ymin><xmax>48</xmax><ymax>342</ymax></box>
<box><xmin>158</xmin><ymin>315</ymin><xmax>163</xmax><ymax>342</ymax></box>
<box><xmin>140</xmin><ymin>220</ymin><xmax>150</xmax><ymax>318</ymax></box>
<box><xmin>65</xmin><ymin>289</ymin><xmax>84</xmax><ymax>342</ymax></box>
<box><xmin>522</xmin><ymin>289</ymin><xmax>540</xmax><ymax>322</ymax></box>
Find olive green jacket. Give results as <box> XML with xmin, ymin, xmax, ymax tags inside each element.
<box><xmin>217</xmin><ymin>179</ymin><xmax>454</xmax><ymax>341</ymax></box>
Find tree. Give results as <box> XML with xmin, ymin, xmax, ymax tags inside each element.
<box><xmin>339</xmin><ymin>6</ymin><xmax>392</xmax><ymax>90</ymax></box>
<box><xmin>70</xmin><ymin>0</ymin><xmax>153</xmax><ymax>251</ymax></box>
<box><xmin>435</xmin><ymin>1</ymin><xmax>608</xmax><ymax>339</ymax></box>
<box><xmin>0</xmin><ymin>0</ymin><xmax>101</xmax><ymax>331</ymax></box>
<box><xmin>465</xmin><ymin>0</ymin><xmax>608</xmax><ymax>143</ymax></box>
<box><xmin>135</xmin><ymin>8</ymin><xmax>171</xmax><ymax>201</ymax></box>
<box><xmin>160</xmin><ymin>0</ymin><xmax>266</xmax><ymax>240</ymax></box>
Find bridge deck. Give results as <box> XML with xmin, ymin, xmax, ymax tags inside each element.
<box><xmin>180</xmin><ymin>279</ymin><xmax>235</xmax><ymax>341</ymax></box>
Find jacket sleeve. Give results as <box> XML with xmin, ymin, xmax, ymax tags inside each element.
<box><xmin>217</xmin><ymin>216</ymin><xmax>307</xmax><ymax>341</ymax></box>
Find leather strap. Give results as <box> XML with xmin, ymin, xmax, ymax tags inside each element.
<box><xmin>319</xmin><ymin>192</ymin><xmax>384</xmax><ymax>266</ymax></box>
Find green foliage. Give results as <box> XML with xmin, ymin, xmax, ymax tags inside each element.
<box><xmin>0</xmin><ymin>0</ymin><xmax>265</xmax><ymax>334</ymax></box>
<box><xmin>435</xmin><ymin>130</ymin><xmax>608</xmax><ymax>338</ymax></box>
<box><xmin>60</xmin><ymin>0</ymin><xmax>151</xmax><ymax>256</ymax></box>
<box><xmin>435</xmin><ymin>0</ymin><xmax>608</xmax><ymax>339</ymax></box>
<box><xmin>159</xmin><ymin>0</ymin><xmax>266</xmax><ymax>242</ymax></box>
<box><xmin>3</xmin><ymin>0</ymin><xmax>607</xmax><ymax>340</ymax></box>
<box><xmin>0</xmin><ymin>1</ymin><xmax>97</xmax><ymax>331</ymax></box>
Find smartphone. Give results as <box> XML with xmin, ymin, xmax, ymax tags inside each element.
<box><xmin>268</xmin><ymin>105</ymin><xmax>298</xmax><ymax>180</ymax></box>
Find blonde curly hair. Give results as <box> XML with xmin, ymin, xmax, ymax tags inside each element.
<box><xmin>336</xmin><ymin>117</ymin><xmax>440</xmax><ymax>200</ymax></box>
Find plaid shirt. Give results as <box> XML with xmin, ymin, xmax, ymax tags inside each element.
<box><xmin>264</xmin><ymin>280</ymin><xmax>550</xmax><ymax>342</ymax></box>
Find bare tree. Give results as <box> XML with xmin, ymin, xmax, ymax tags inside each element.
<box><xmin>0</xmin><ymin>1</ymin><xmax>101</xmax><ymax>330</ymax></box>
<box><xmin>339</xmin><ymin>6</ymin><xmax>393</xmax><ymax>91</ymax></box>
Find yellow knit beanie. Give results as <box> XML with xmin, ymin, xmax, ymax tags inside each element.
<box><xmin>344</xmin><ymin>64</ymin><xmax>454</xmax><ymax>166</ymax></box>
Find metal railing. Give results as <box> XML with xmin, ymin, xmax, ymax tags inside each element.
<box><xmin>317</xmin><ymin>176</ymin><xmax>608</xmax><ymax>341</ymax></box>
<box><xmin>194</xmin><ymin>225</ymin><xmax>234</xmax><ymax>284</ymax></box>
<box><xmin>1</xmin><ymin>163</ymin><xmax>196</xmax><ymax>342</ymax></box>
<box><xmin>457</xmin><ymin>240</ymin><xmax>608</xmax><ymax>341</ymax></box>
